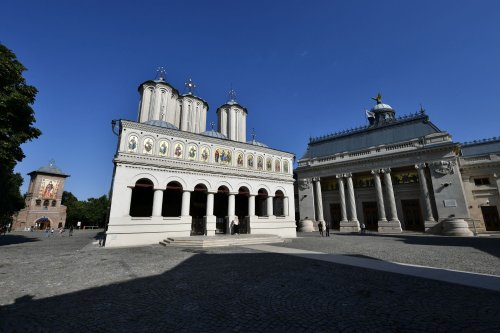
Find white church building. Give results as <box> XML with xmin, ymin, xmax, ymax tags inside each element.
<box><xmin>106</xmin><ymin>71</ymin><xmax>296</xmax><ymax>247</ymax></box>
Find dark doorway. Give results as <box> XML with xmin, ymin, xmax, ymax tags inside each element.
<box><xmin>214</xmin><ymin>186</ymin><xmax>229</xmax><ymax>234</ymax></box>
<box><xmin>236</xmin><ymin>187</ymin><xmax>250</xmax><ymax>234</ymax></box>
<box><xmin>163</xmin><ymin>182</ymin><xmax>182</xmax><ymax>217</ymax></box>
<box><xmin>256</xmin><ymin>189</ymin><xmax>268</xmax><ymax>216</ymax></box>
<box><xmin>190</xmin><ymin>184</ymin><xmax>207</xmax><ymax>235</ymax></box>
<box><xmin>482</xmin><ymin>206</ymin><xmax>500</xmax><ymax>231</ymax></box>
<box><xmin>130</xmin><ymin>178</ymin><xmax>154</xmax><ymax>217</ymax></box>
<box><xmin>329</xmin><ymin>203</ymin><xmax>341</xmax><ymax>230</ymax></box>
<box><xmin>274</xmin><ymin>191</ymin><xmax>284</xmax><ymax>216</ymax></box>
<box><xmin>362</xmin><ymin>201</ymin><xmax>378</xmax><ymax>231</ymax></box>
<box><xmin>401</xmin><ymin>199</ymin><xmax>424</xmax><ymax>231</ymax></box>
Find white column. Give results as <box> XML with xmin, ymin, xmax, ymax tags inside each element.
<box><xmin>228</xmin><ymin>194</ymin><xmax>235</xmax><ymax>216</ymax></box>
<box><xmin>267</xmin><ymin>196</ymin><xmax>274</xmax><ymax>216</ymax></box>
<box><xmin>314</xmin><ymin>178</ymin><xmax>325</xmax><ymax>223</ymax></box>
<box><xmin>152</xmin><ymin>189</ymin><xmax>164</xmax><ymax>217</ymax></box>
<box><xmin>346</xmin><ymin>173</ymin><xmax>358</xmax><ymax>222</ymax></box>
<box><xmin>371</xmin><ymin>170</ymin><xmax>387</xmax><ymax>222</ymax></box>
<box><xmin>180</xmin><ymin>101</ymin><xmax>188</xmax><ymax>131</ymax></box>
<box><xmin>206</xmin><ymin>193</ymin><xmax>214</xmax><ymax>216</ymax></box>
<box><xmin>415</xmin><ymin>163</ymin><xmax>435</xmax><ymax>223</ymax></box>
<box><xmin>283</xmin><ymin>197</ymin><xmax>289</xmax><ymax>217</ymax></box>
<box><xmin>229</xmin><ymin>109</ymin><xmax>236</xmax><ymax>141</ymax></box>
<box><xmin>140</xmin><ymin>88</ymin><xmax>151</xmax><ymax>122</ymax></box>
<box><xmin>124</xmin><ymin>186</ymin><xmax>133</xmax><ymax>216</ymax></box>
<box><xmin>248</xmin><ymin>195</ymin><xmax>255</xmax><ymax>216</ymax></box>
<box><xmin>382</xmin><ymin>169</ymin><xmax>400</xmax><ymax>222</ymax></box>
<box><xmin>336</xmin><ymin>175</ymin><xmax>348</xmax><ymax>222</ymax></box>
<box><xmin>181</xmin><ymin>190</ymin><xmax>191</xmax><ymax>216</ymax></box>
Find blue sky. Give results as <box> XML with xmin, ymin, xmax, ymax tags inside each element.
<box><xmin>2</xmin><ymin>0</ymin><xmax>499</xmax><ymax>200</ymax></box>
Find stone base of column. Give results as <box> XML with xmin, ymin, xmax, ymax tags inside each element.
<box><xmin>340</xmin><ymin>220</ymin><xmax>360</xmax><ymax>232</ymax></box>
<box><xmin>205</xmin><ymin>215</ymin><xmax>216</xmax><ymax>236</ymax></box>
<box><xmin>424</xmin><ymin>220</ymin><xmax>440</xmax><ymax>234</ymax></box>
<box><xmin>298</xmin><ymin>218</ymin><xmax>314</xmax><ymax>232</ymax></box>
<box><xmin>378</xmin><ymin>220</ymin><xmax>402</xmax><ymax>233</ymax></box>
<box><xmin>442</xmin><ymin>218</ymin><xmax>474</xmax><ymax>236</ymax></box>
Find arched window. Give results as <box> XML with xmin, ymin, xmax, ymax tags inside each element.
<box><xmin>274</xmin><ymin>190</ymin><xmax>284</xmax><ymax>216</ymax></box>
<box><xmin>256</xmin><ymin>188</ymin><xmax>268</xmax><ymax>216</ymax></box>
<box><xmin>163</xmin><ymin>181</ymin><xmax>183</xmax><ymax>217</ymax></box>
<box><xmin>129</xmin><ymin>178</ymin><xmax>154</xmax><ymax>217</ymax></box>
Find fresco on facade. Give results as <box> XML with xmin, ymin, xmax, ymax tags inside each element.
<box><xmin>187</xmin><ymin>145</ymin><xmax>197</xmax><ymax>160</ymax></box>
<box><xmin>143</xmin><ymin>138</ymin><xmax>154</xmax><ymax>155</ymax></box>
<box><xmin>174</xmin><ymin>143</ymin><xmax>183</xmax><ymax>158</ymax></box>
<box><xmin>128</xmin><ymin>135</ymin><xmax>138</xmax><ymax>153</ymax></box>
<box><xmin>275</xmin><ymin>160</ymin><xmax>281</xmax><ymax>172</ymax></box>
<box><xmin>237</xmin><ymin>153</ymin><xmax>244</xmax><ymax>167</ymax></box>
<box><xmin>284</xmin><ymin>160</ymin><xmax>289</xmax><ymax>173</ymax></box>
<box><xmin>158</xmin><ymin>141</ymin><xmax>169</xmax><ymax>157</ymax></box>
<box><xmin>257</xmin><ymin>156</ymin><xmax>264</xmax><ymax>170</ymax></box>
<box><xmin>201</xmin><ymin>147</ymin><xmax>210</xmax><ymax>162</ymax></box>
<box><xmin>215</xmin><ymin>148</ymin><xmax>232</xmax><ymax>165</ymax></box>
<box><xmin>39</xmin><ymin>178</ymin><xmax>60</xmax><ymax>199</ymax></box>
<box><xmin>247</xmin><ymin>155</ymin><xmax>254</xmax><ymax>168</ymax></box>
<box><xmin>392</xmin><ymin>171</ymin><xmax>419</xmax><ymax>184</ymax></box>
<box><xmin>266</xmin><ymin>158</ymin><xmax>272</xmax><ymax>171</ymax></box>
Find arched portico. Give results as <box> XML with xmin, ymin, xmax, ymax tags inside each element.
<box><xmin>130</xmin><ymin>178</ymin><xmax>154</xmax><ymax>217</ymax></box>
<box><xmin>190</xmin><ymin>184</ymin><xmax>208</xmax><ymax>235</ymax></box>
<box><xmin>236</xmin><ymin>186</ymin><xmax>250</xmax><ymax>233</ymax></box>
<box><xmin>214</xmin><ymin>186</ymin><xmax>229</xmax><ymax>233</ymax></box>
<box><xmin>163</xmin><ymin>181</ymin><xmax>183</xmax><ymax>217</ymax></box>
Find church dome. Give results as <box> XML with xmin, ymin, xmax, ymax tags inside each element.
<box><xmin>247</xmin><ymin>139</ymin><xmax>268</xmax><ymax>148</ymax></box>
<box><xmin>201</xmin><ymin>130</ymin><xmax>227</xmax><ymax>139</ymax></box>
<box><xmin>371</xmin><ymin>103</ymin><xmax>393</xmax><ymax>111</ymax></box>
<box><xmin>143</xmin><ymin>120</ymin><xmax>179</xmax><ymax>130</ymax></box>
<box><xmin>34</xmin><ymin>160</ymin><xmax>68</xmax><ymax>176</ymax></box>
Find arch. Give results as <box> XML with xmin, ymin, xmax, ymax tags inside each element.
<box><xmin>163</xmin><ymin>176</ymin><xmax>187</xmax><ymax>190</ymax></box>
<box><xmin>255</xmin><ymin>184</ymin><xmax>271</xmax><ymax>195</ymax></box>
<box><xmin>163</xmin><ymin>181</ymin><xmax>183</xmax><ymax>217</ymax></box>
<box><xmin>186</xmin><ymin>143</ymin><xmax>199</xmax><ymax>161</ymax></box>
<box><xmin>126</xmin><ymin>133</ymin><xmax>139</xmax><ymax>153</ymax></box>
<box><xmin>256</xmin><ymin>188</ymin><xmax>269</xmax><ymax>217</ymax></box>
<box><xmin>173</xmin><ymin>141</ymin><xmax>184</xmax><ymax>159</ymax></box>
<box><xmin>274</xmin><ymin>190</ymin><xmax>285</xmax><ymax>216</ymax></box>
<box><xmin>35</xmin><ymin>217</ymin><xmax>52</xmax><ymax>230</ymax></box>
<box><xmin>190</xmin><ymin>183</ymin><xmax>208</xmax><ymax>235</ymax></box>
<box><xmin>130</xmin><ymin>173</ymin><xmax>159</xmax><ymax>188</ymax></box>
<box><xmin>158</xmin><ymin>139</ymin><xmax>170</xmax><ymax>157</ymax></box>
<box><xmin>214</xmin><ymin>181</ymin><xmax>234</xmax><ymax>193</ymax></box>
<box><xmin>235</xmin><ymin>182</ymin><xmax>253</xmax><ymax>194</ymax></box>
<box><xmin>130</xmin><ymin>178</ymin><xmax>154</xmax><ymax>217</ymax></box>
<box><xmin>142</xmin><ymin>136</ymin><xmax>155</xmax><ymax>155</ymax></box>
<box><xmin>272</xmin><ymin>186</ymin><xmax>288</xmax><ymax>197</ymax></box>
<box><xmin>188</xmin><ymin>178</ymin><xmax>212</xmax><ymax>192</ymax></box>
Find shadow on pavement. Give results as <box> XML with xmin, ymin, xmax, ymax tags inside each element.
<box><xmin>0</xmin><ymin>234</ymin><xmax>40</xmax><ymax>247</ymax></box>
<box><xmin>0</xmin><ymin>252</ymin><xmax>499</xmax><ymax>332</ymax></box>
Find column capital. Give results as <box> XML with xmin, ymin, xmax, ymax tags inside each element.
<box><xmin>312</xmin><ymin>177</ymin><xmax>321</xmax><ymax>182</ymax></box>
<box><xmin>335</xmin><ymin>174</ymin><xmax>344</xmax><ymax>179</ymax></box>
<box><xmin>371</xmin><ymin>169</ymin><xmax>382</xmax><ymax>175</ymax></box>
<box><xmin>381</xmin><ymin>168</ymin><xmax>391</xmax><ymax>174</ymax></box>
<box><xmin>344</xmin><ymin>173</ymin><xmax>352</xmax><ymax>178</ymax></box>
<box><xmin>415</xmin><ymin>163</ymin><xmax>427</xmax><ymax>169</ymax></box>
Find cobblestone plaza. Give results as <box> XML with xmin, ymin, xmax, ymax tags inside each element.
<box><xmin>1</xmin><ymin>231</ymin><xmax>499</xmax><ymax>332</ymax></box>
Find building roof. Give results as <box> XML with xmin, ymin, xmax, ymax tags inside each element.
<box><xmin>29</xmin><ymin>160</ymin><xmax>69</xmax><ymax>177</ymax></box>
<box><xmin>247</xmin><ymin>139</ymin><xmax>268</xmax><ymax>148</ymax></box>
<box><xmin>201</xmin><ymin>129</ymin><xmax>228</xmax><ymax>139</ymax></box>
<box><xmin>461</xmin><ymin>137</ymin><xmax>500</xmax><ymax>157</ymax></box>
<box><xmin>302</xmin><ymin>112</ymin><xmax>442</xmax><ymax>159</ymax></box>
<box><xmin>143</xmin><ymin>119</ymin><xmax>179</xmax><ymax>130</ymax></box>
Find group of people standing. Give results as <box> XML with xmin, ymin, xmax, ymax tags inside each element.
<box><xmin>318</xmin><ymin>221</ymin><xmax>367</xmax><ymax>236</ymax></box>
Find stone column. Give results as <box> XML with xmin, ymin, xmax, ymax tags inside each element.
<box><xmin>248</xmin><ymin>195</ymin><xmax>256</xmax><ymax>216</ymax></box>
<box><xmin>371</xmin><ymin>170</ymin><xmax>387</xmax><ymax>223</ymax></box>
<box><xmin>283</xmin><ymin>197</ymin><xmax>289</xmax><ymax>217</ymax></box>
<box><xmin>205</xmin><ymin>192</ymin><xmax>216</xmax><ymax>236</ymax></box>
<box><xmin>346</xmin><ymin>174</ymin><xmax>359</xmax><ymax>224</ymax></box>
<box><xmin>415</xmin><ymin>163</ymin><xmax>437</xmax><ymax>232</ymax></box>
<box><xmin>381</xmin><ymin>168</ymin><xmax>402</xmax><ymax>232</ymax></box>
<box><xmin>228</xmin><ymin>194</ymin><xmax>235</xmax><ymax>216</ymax></box>
<box><xmin>313</xmin><ymin>178</ymin><xmax>325</xmax><ymax>224</ymax></box>
<box><xmin>152</xmin><ymin>189</ymin><xmax>164</xmax><ymax>217</ymax></box>
<box><xmin>267</xmin><ymin>196</ymin><xmax>274</xmax><ymax>217</ymax></box>
<box><xmin>125</xmin><ymin>186</ymin><xmax>133</xmax><ymax>216</ymax></box>
<box><xmin>206</xmin><ymin>193</ymin><xmax>214</xmax><ymax>216</ymax></box>
<box><xmin>181</xmin><ymin>190</ymin><xmax>191</xmax><ymax>216</ymax></box>
<box><xmin>336</xmin><ymin>175</ymin><xmax>348</xmax><ymax>223</ymax></box>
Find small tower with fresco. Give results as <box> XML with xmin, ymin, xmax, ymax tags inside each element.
<box><xmin>12</xmin><ymin>160</ymin><xmax>70</xmax><ymax>231</ymax></box>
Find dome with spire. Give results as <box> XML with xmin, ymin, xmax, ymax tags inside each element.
<box><xmin>247</xmin><ymin>139</ymin><xmax>268</xmax><ymax>148</ymax></box>
<box><xmin>32</xmin><ymin>160</ymin><xmax>68</xmax><ymax>176</ymax></box>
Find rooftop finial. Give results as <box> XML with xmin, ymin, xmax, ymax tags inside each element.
<box><xmin>210</xmin><ymin>121</ymin><xmax>215</xmax><ymax>130</ymax></box>
<box><xmin>228</xmin><ymin>84</ymin><xmax>237</xmax><ymax>103</ymax></box>
<box><xmin>419</xmin><ymin>103</ymin><xmax>426</xmax><ymax>114</ymax></box>
<box><xmin>372</xmin><ymin>92</ymin><xmax>382</xmax><ymax>104</ymax></box>
<box><xmin>156</xmin><ymin>67</ymin><xmax>166</xmax><ymax>81</ymax></box>
<box><xmin>185</xmin><ymin>78</ymin><xmax>196</xmax><ymax>95</ymax></box>
<box><xmin>251</xmin><ymin>128</ymin><xmax>256</xmax><ymax>141</ymax></box>
<box><xmin>49</xmin><ymin>159</ymin><xmax>55</xmax><ymax>167</ymax></box>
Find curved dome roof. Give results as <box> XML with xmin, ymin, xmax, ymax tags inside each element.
<box><xmin>247</xmin><ymin>139</ymin><xmax>268</xmax><ymax>148</ymax></box>
<box><xmin>34</xmin><ymin>161</ymin><xmax>68</xmax><ymax>176</ymax></box>
<box><xmin>143</xmin><ymin>120</ymin><xmax>179</xmax><ymax>130</ymax></box>
<box><xmin>371</xmin><ymin>103</ymin><xmax>394</xmax><ymax>111</ymax></box>
<box><xmin>201</xmin><ymin>130</ymin><xmax>227</xmax><ymax>139</ymax></box>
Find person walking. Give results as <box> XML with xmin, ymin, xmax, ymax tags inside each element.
<box><xmin>360</xmin><ymin>223</ymin><xmax>366</xmax><ymax>235</ymax></box>
<box><xmin>69</xmin><ymin>225</ymin><xmax>74</xmax><ymax>237</ymax></box>
<box><xmin>234</xmin><ymin>219</ymin><xmax>240</xmax><ymax>235</ymax></box>
<box><xmin>318</xmin><ymin>221</ymin><xmax>324</xmax><ymax>237</ymax></box>
<box><xmin>325</xmin><ymin>221</ymin><xmax>330</xmax><ymax>237</ymax></box>
<box><xmin>50</xmin><ymin>228</ymin><xmax>54</xmax><ymax>237</ymax></box>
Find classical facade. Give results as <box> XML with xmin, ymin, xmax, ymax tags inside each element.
<box><xmin>297</xmin><ymin>95</ymin><xmax>482</xmax><ymax>236</ymax></box>
<box><xmin>106</xmin><ymin>72</ymin><xmax>296</xmax><ymax>247</ymax></box>
<box><xmin>12</xmin><ymin>160</ymin><xmax>69</xmax><ymax>231</ymax></box>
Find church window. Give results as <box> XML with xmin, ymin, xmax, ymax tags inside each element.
<box><xmin>51</xmin><ymin>200</ymin><xmax>56</xmax><ymax>207</ymax></box>
<box><xmin>474</xmin><ymin>178</ymin><xmax>490</xmax><ymax>186</ymax></box>
<box><xmin>158</xmin><ymin>141</ymin><xmax>169</xmax><ymax>157</ymax></box>
<box><xmin>43</xmin><ymin>200</ymin><xmax>49</xmax><ymax>207</ymax></box>
<box><xmin>283</xmin><ymin>160</ymin><xmax>289</xmax><ymax>173</ymax></box>
<box><xmin>36</xmin><ymin>199</ymin><xmax>41</xmax><ymax>206</ymax></box>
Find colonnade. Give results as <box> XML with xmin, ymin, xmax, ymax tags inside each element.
<box><xmin>311</xmin><ymin>163</ymin><xmax>436</xmax><ymax>232</ymax></box>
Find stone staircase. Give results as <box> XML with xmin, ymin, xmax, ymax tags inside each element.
<box><xmin>160</xmin><ymin>234</ymin><xmax>285</xmax><ymax>248</ymax></box>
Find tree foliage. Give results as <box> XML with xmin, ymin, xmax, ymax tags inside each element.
<box><xmin>62</xmin><ymin>191</ymin><xmax>110</xmax><ymax>228</ymax></box>
<box><xmin>0</xmin><ymin>43</ymin><xmax>41</xmax><ymax>226</ymax></box>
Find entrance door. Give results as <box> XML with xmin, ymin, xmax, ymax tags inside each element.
<box><xmin>191</xmin><ymin>217</ymin><xmax>206</xmax><ymax>235</ymax></box>
<box><xmin>481</xmin><ymin>206</ymin><xmax>500</xmax><ymax>231</ymax></box>
<box><xmin>329</xmin><ymin>203</ymin><xmax>341</xmax><ymax>230</ymax></box>
<box><xmin>401</xmin><ymin>199</ymin><xmax>424</xmax><ymax>231</ymax></box>
<box><xmin>239</xmin><ymin>216</ymin><xmax>250</xmax><ymax>234</ymax></box>
<box><xmin>362</xmin><ymin>202</ymin><xmax>378</xmax><ymax>231</ymax></box>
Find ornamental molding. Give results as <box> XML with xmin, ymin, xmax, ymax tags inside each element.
<box><xmin>430</xmin><ymin>160</ymin><xmax>456</xmax><ymax>175</ymax></box>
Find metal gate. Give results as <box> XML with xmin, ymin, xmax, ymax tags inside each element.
<box><xmin>216</xmin><ymin>217</ymin><xmax>227</xmax><ymax>234</ymax></box>
<box><xmin>191</xmin><ymin>217</ymin><xmax>206</xmax><ymax>236</ymax></box>
<box><xmin>239</xmin><ymin>216</ymin><xmax>250</xmax><ymax>234</ymax></box>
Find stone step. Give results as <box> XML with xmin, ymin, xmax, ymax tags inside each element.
<box><xmin>159</xmin><ymin>235</ymin><xmax>284</xmax><ymax>248</ymax></box>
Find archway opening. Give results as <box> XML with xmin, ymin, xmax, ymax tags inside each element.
<box><xmin>274</xmin><ymin>190</ymin><xmax>284</xmax><ymax>216</ymax></box>
<box><xmin>236</xmin><ymin>186</ymin><xmax>250</xmax><ymax>233</ymax></box>
<box><xmin>130</xmin><ymin>178</ymin><xmax>154</xmax><ymax>217</ymax></box>
<box><xmin>35</xmin><ymin>217</ymin><xmax>51</xmax><ymax>230</ymax></box>
<box><xmin>163</xmin><ymin>181</ymin><xmax>183</xmax><ymax>217</ymax></box>
<box><xmin>214</xmin><ymin>186</ymin><xmax>229</xmax><ymax>234</ymax></box>
<box><xmin>256</xmin><ymin>188</ymin><xmax>268</xmax><ymax>216</ymax></box>
<box><xmin>191</xmin><ymin>184</ymin><xmax>208</xmax><ymax>235</ymax></box>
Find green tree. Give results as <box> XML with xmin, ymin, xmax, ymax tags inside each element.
<box><xmin>0</xmin><ymin>43</ymin><xmax>41</xmax><ymax>226</ymax></box>
<box><xmin>62</xmin><ymin>191</ymin><xmax>109</xmax><ymax>228</ymax></box>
